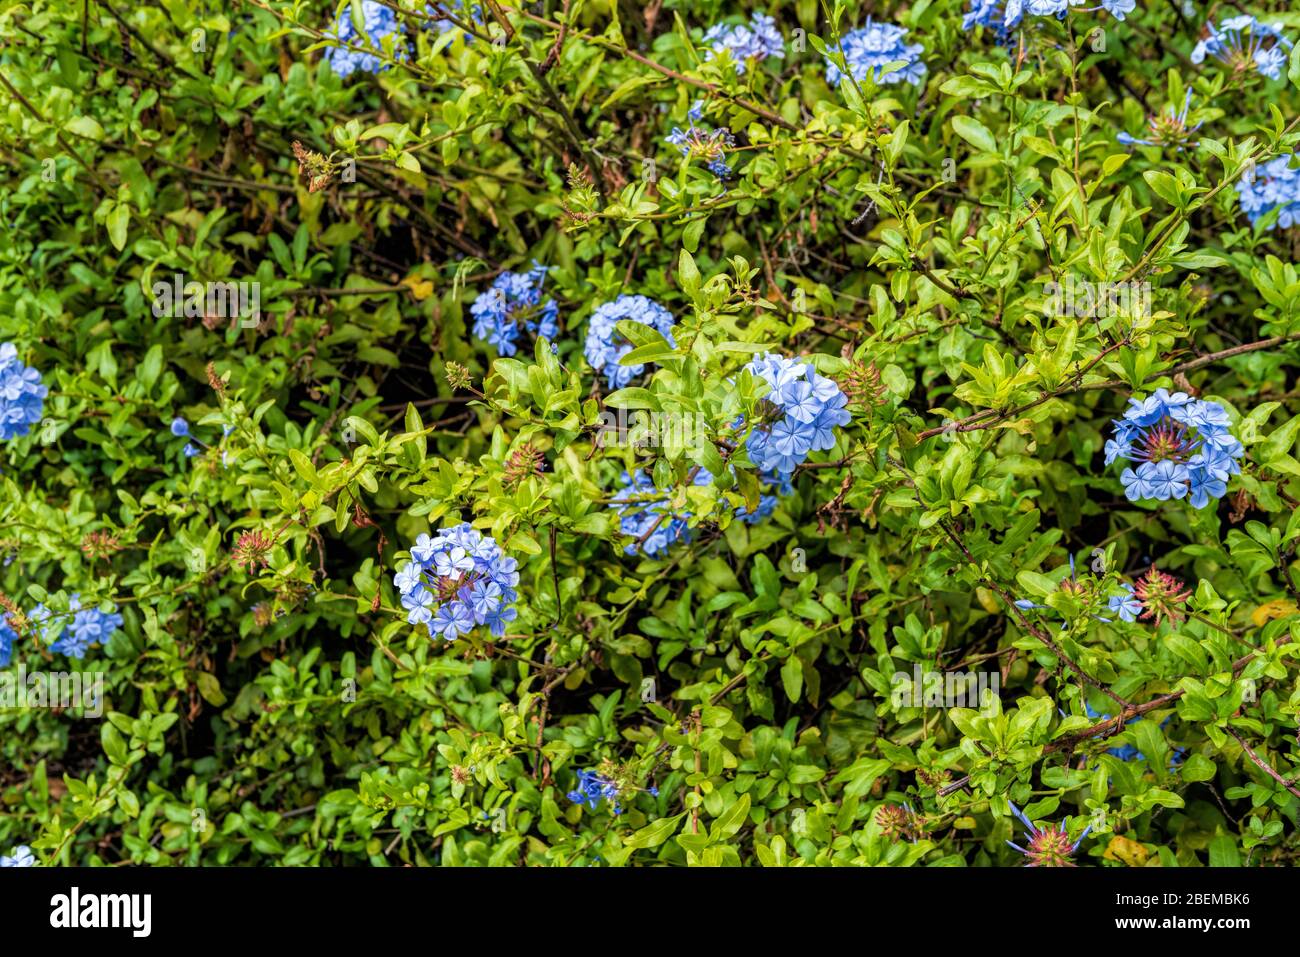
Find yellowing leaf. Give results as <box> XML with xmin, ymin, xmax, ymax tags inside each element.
<box><xmin>1251</xmin><ymin>599</ymin><xmax>1298</xmax><ymax>627</ymax></box>
<box><xmin>1103</xmin><ymin>834</ymin><xmax>1149</xmax><ymax>867</ymax></box>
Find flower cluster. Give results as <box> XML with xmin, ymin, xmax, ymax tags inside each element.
<box><xmin>29</xmin><ymin>597</ymin><xmax>123</xmax><ymax>660</ymax></box>
<box><xmin>875</xmin><ymin>803</ymin><xmax>924</xmax><ymax>842</ymax></box>
<box><xmin>583</xmin><ymin>295</ymin><xmax>676</xmax><ymax>390</ymax></box>
<box><xmin>824</xmin><ymin>19</ymin><xmax>926</xmax><ymax>88</ymax></box>
<box><xmin>1117</xmin><ymin>91</ymin><xmax>1201</xmax><ymax>149</ymax></box>
<box><xmin>567</xmin><ymin>768</ymin><xmax>621</xmax><ymax>812</ymax></box>
<box><xmin>323</xmin><ymin>0</ymin><xmax>407</xmax><ymax>77</ymax></box>
<box><xmin>1104</xmin><ymin>567</ymin><xmax>1191</xmax><ymax>625</ymax></box>
<box><xmin>744</xmin><ymin>353</ymin><xmax>850</xmax><ymax>479</ymax></box>
<box><xmin>565</xmin><ymin>765</ymin><xmax>657</xmax><ymax>813</ymax></box>
<box><xmin>1236</xmin><ymin>153</ymin><xmax>1300</xmax><ymax>230</ymax></box>
<box><xmin>1105</xmin><ymin>389</ymin><xmax>1243</xmax><ymax>508</ymax></box>
<box><xmin>470</xmin><ymin>264</ymin><xmax>559</xmax><ymax>356</ymax></box>
<box><xmin>965</xmin><ymin>0</ymin><xmax>1135</xmax><ymax>32</ymax></box>
<box><xmin>0</xmin><ymin>342</ymin><xmax>47</xmax><ymax>441</ymax></box>
<box><xmin>1191</xmin><ymin>16</ymin><xmax>1292</xmax><ymax>82</ymax></box>
<box><xmin>666</xmin><ymin>103</ymin><xmax>737</xmax><ymax>181</ymax></box>
<box><xmin>609</xmin><ymin>468</ymin><xmax>785</xmax><ymax>557</ymax></box>
<box><xmin>1006</xmin><ymin>800</ymin><xmax>1091</xmax><ymax>867</ymax></box>
<box><xmin>394</xmin><ymin>523</ymin><xmax>519</xmax><ymax>640</ymax></box>
<box><xmin>0</xmin><ymin>846</ymin><xmax>34</xmax><ymax>867</ymax></box>
<box><xmin>702</xmin><ymin>12</ymin><xmax>784</xmax><ymax>74</ymax></box>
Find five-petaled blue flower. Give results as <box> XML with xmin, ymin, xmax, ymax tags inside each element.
<box><xmin>0</xmin><ymin>343</ymin><xmax>47</xmax><ymax>442</ymax></box>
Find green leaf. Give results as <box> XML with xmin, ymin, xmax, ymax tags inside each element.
<box><xmin>106</xmin><ymin>204</ymin><xmax>130</xmax><ymax>251</ymax></box>
<box><xmin>624</xmin><ymin>813</ymin><xmax>685</xmax><ymax>849</ymax></box>
<box><xmin>951</xmin><ymin>116</ymin><xmax>997</xmax><ymax>154</ymax></box>
<box><xmin>709</xmin><ymin>794</ymin><xmax>751</xmax><ymax>842</ymax></box>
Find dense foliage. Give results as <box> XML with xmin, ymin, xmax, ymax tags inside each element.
<box><xmin>4</xmin><ymin>0</ymin><xmax>1300</xmax><ymax>868</ymax></box>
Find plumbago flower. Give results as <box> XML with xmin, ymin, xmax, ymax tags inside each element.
<box><xmin>566</xmin><ymin>763</ymin><xmax>657</xmax><ymax>813</ymax></box>
<box><xmin>1006</xmin><ymin>800</ymin><xmax>1091</xmax><ymax>867</ymax></box>
<box><xmin>1236</xmin><ymin>153</ymin><xmax>1300</xmax><ymax>230</ymax></box>
<box><xmin>1117</xmin><ymin>91</ymin><xmax>1201</xmax><ymax>149</ymax></box>
<box><xmin>393</xmin><ymin>523</ymin><xmax>519</xmax><ymax>640</ymax></box>
<box><xmin>965</xmin><ymin>0</ymin><xmax>1136</xmax><ymax>33</ymax></box>
<box><xmin>29</xmin><ymin>597</ymin><xmax>123</xmax><ymax>660</ymax></box>
<box><xmin>0</xmin><ymin>342</ymin><xmax>47</xmax><ymax>441</ymax></box>
<box><xmin>702</xmin><ymin>12</ymin><xmax>784</xmax><ymax>75</ymax></box>
<box><xmin>0</xmin><ymin>845</ymin><xmax>35</xmax><ymax>867</ymax></box>
<box><xmin>567</xmin><ymin>768</ymin><xmax>621</xmax><ymax>812</ymax></box>
<box><xmin>743</xmin><ymin>353</ymin><xmax>851</xmax><ymax>480</ymax></box>
<box><xmin>583</xmin><ymin>295</ymin><xmax>676</xmax><ymax>390</ymax></box>
<box><xmin>1106</xmin><ymin>389</ymin><xmax>1243</xmax><ymax>508</ymax></box>
<box><xmin>666</xmin><ymin>103</ymin><xmax>736</xmax><ymax>181</ymax></box>
<box><xmin>824</xmin><ymin>20</ymin><xmax>927</xmax><ymax>88</ymax></box>
<box><xmin>323</xmin><ymin>0</ymin><xmax>408</xmax><ymax>77</ymax></box>
<box><xmin>608</xmin><ymin>468</ymin><xmax>787</xmax><ymax>557</ymax></box>
<box><xmin>1101</xmin><ymin>567</ymin><xmax>1191</xmax><ymax>624</ymax></box>
<box><xmin>469</xmin><ymin>263</ymin><xmax>559</xmax><ymax>356</ymax></box>
<box><xmin>0</xmin><ymin>614</ymin><xmax>15</xmax><ymax>667</ymax></box>
<box><xmin>1191</xmin><ymin>16</ymin><xmax>1293</xmax><ymax>82</ymax></box>
<box><xmin>1132</xmin><ymin>566</ymin><xmax>1192</xmax><ymax>625</ymax></box>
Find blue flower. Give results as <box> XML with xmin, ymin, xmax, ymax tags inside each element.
<box><xmin>170</xmin><ymin>417</ymin><xmax>190</xmax><ymax>437</ymax></box>
<box><xmin>825</xmin><ymin>19</ymin><xmax>926</xmax><ymax>88</ymax></box>
<box><xmin>583</xmin><ymin>295</ymin><xmax>676</xmax><ymax>390</ymax></box>
<box><xmin>743</xmin><ymin>353</ymin><xmax>851</xmax><ymax>479</ymax></box>
<box><xmin>393</xmin><ymin>524</ymin><xmax>519</xmax><ymax>640</ymax></box>
<box><xmin>1142</xmin><ymin>460</ymin><xmax>1188</xmax><ymax>500</ymax></box>
<box><xmin>609</xmin><ymin>467</ymin><xmax>786</xmax><ymax>557</ymax></box>
<box><xmin>323</xmin><ymin>0</ymin><xmax>408</xmax><ymax>77</ymax></box>
<box><xmin>666</xmin><ymin>121</ymin><xmax>736</xmax><ymax>180</ymax></box>
<box><xmin>1106</xmin><ymin>392</ymin><xmax>1241</xmax><ymax>507</ymax></box>
<box><xmin>702</xmin><ymin>12</ymin><xmax>784</xmax><ymax>75</ymax></box>
<box><xmin>1192</xmin><ymin>16</ymin><xmax>1293</xmax><ymax>82</ymax></box>
<box><xmin>430</xmin><ymin>600</ymin><xmax>476</xmax><ymax>640</ymax></box>
<box><xmin>1236</xmin><ymin>153</ymin><xmax>1300</xmax><ymax>230</ymax></box>
<box><xmin>1103</xmin><ymin>438</ymin><xmax>1131</xmax><ymax>465</ymax></box>
<box><xmin>566</xmin><ymin>769</ymin><xmax>621</xmax><ymax>812</ymax></box>
<box><xmin>0</xmin><ymin>845</ymin><xmax>35</xmax><ymax>867</ymax></box>
<box><xmin>1106</xmin><ymin>584</ymin><xmax>1143</xmax><ymax>623</ymax></box>
<box><xmin>1187</xmin><ymin>467</ymin><xmax>1227</xmax><ymax>509</ymax></box>
<box><xmin>470</xmin><ymin>263</ymin><xmax>559</xmax><ymax>356</ymax></box>
<box><xmin>0</xmin><ymin>343</ymin><xmax>47</xmax><ymax>441</ymax></box>
<box><xmin>33</xmin><ymin>597</ymin><xmax>122</xmax><ymax>660</ymax></box>
<box><xmin>1099</xmin><ymin>0</ymin><xmax>1135</xmax><ymax>20</ymax></box>
<box><xmin>963</xmin><ymin>0</ymin><xmax>1013</xmax><ymax>32</ymax></box>
<box><xmin>0</xmin><ymin>615</ymin><xmax>15</xmax><ymax>667</ymax></box>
